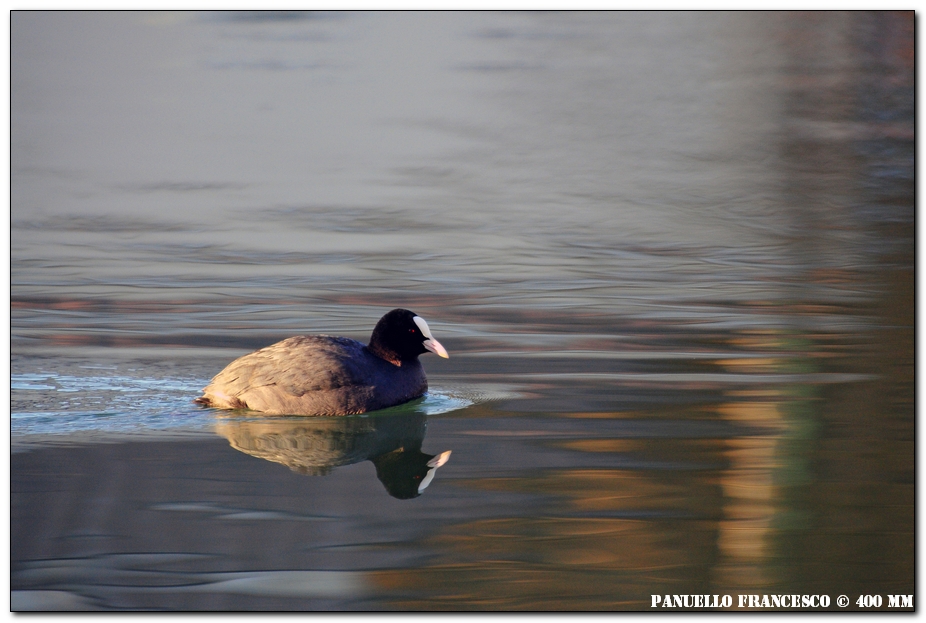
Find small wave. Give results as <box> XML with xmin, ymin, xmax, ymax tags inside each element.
<box><xmin>428</xmin><ymin>383</ymin><xmax>522</xmax><ymax>408</ymax></box>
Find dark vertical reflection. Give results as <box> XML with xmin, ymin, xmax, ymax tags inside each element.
<box><xmin>769</xmin><ymin>10</ymin><xmax>914</xmax><ymax>601</ymax></box>
<box><xmin>707</xmin><ymin>10</ymin><xmax>917</xmax><ymax>604</ymax></box>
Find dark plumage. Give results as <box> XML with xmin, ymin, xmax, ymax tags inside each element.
<box><xmin>194</xmin><ymin>309</ymin><xmax>449</xmax><ymax>415</ymax></box>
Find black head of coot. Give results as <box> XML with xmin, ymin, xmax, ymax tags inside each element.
<box><xmin>368</xmin><ymin>308</ymin><xmax>449</xmax><ymax>364</ymax></box>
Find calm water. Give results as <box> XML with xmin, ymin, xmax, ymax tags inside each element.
<box><xmin>11</xmin><ymin>11</ymin><xmax>914</xmax><ymax>611</ymax></box>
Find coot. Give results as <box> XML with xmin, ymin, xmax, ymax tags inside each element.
<box><xmin>195</xmin><ymin>309</ymin><xmax>449</xmax><ymax>415</ymax></box>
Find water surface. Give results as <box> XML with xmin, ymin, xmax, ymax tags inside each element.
<box><xmin>11</xmin><ymin>11</ymin><xmax>914</xmax><ymax>611</ymax></box>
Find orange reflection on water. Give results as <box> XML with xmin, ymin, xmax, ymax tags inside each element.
<box><xmin>372</xmin><ymin>516</ymin><xmax>718</xmax><ymax>610</ymax></box>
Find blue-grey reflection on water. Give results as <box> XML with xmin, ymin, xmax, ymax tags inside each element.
<box><xmin>11</xmin><ymin>10</ymin><xmax>912</xmax><ymax>611</ymax></box>
<box><xmin>10</xmin><ymin>366</ymin><xmax>476</xmax><ymax>445</ymax></box>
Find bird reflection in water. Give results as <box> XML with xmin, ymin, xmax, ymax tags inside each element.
<box><xmin>214</xmin><ymin>409</ymin><xmax>451</xmax><ymax>499</ymax></box>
